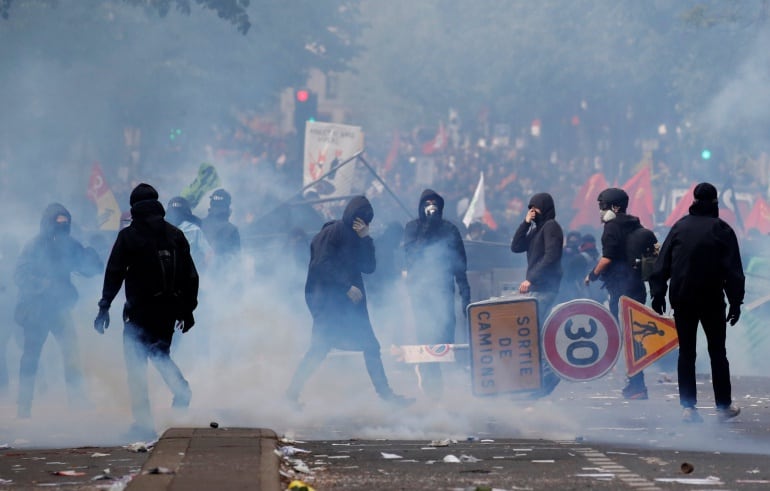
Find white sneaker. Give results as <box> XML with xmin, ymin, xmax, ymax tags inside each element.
<box><xmin>682</xmin><ymin>407</ymin><xmax>703</xmax><ymax>423</ymax></box>
<box><xmin>716</xmin><ymin>404</ymin><xmax>740</xmax><ymax>422</ymax></box>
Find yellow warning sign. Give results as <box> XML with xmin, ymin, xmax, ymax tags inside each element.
<box><xmin>468</xmin><ymin>298</ymin><xmax>541</xmax><ymax>396</ymax></box>
<box><xmin>619</xmin><ymin>296</ymin><xmax>678</xmax><ymax>376</ymax></box>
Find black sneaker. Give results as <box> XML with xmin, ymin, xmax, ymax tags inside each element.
<box><xmin>622</xmin><ymin>384</ymin><xmax>648</xmax><ymax>400</ymax></box>
<box><xmin>716</xmin><ymin>404</ymin><xmax>740</xmax><ymax>422</ymax></box>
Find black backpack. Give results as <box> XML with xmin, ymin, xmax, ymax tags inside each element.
<box><xmin>625</xmin><ymin>226</ymin><xmax>658</xmax><ymax>281</ymax></box>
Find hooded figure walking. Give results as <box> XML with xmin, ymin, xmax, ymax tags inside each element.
<box><xmin>14</xmin><ymin>203</ymin><xmax>102</xmax><ymax>418</ymax></box>
<box><xmin>285</xmin><ymin>195</ymin><xmax>413</xmax><ymax>408</ymax></box>
<box><xmin>511</xmin><ymin>192</ymin><xmax>564</xmax><ymax>397</ymax></box>
<box><xmin>403</xmin><ymin>189</ymin><xmax>471</xmax><ymax>399</ymax></box>
<box><xmin>94</xmin><ymin>183</ymin><xmax>199</xmax><ymax>441</ymax></box>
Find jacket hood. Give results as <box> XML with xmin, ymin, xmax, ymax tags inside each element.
<box><xmin>342</xmin><ymin>195</ymin><xmax>374</xmax><ymax>227</ymax></box>
<box><xmin>130</xmin><ymin>183</ymin><xmax>159</xmax><ymax>207</ymax></box>
<box><xmin>130</xmin><ymin>198</ymin><xmax>167</xmax><ymax>233</ymax></box>
<box><xmin>528</xmin><ymin>193</ymin><xmax>556</xmax><ymax>222</ymax></box>
<box><xmin>40</xmin><ymin>203</ymin><xmax>71</xmax><ymax>237</ymax></box>
<box><xmin>417</xmin><ymin>189</ymin><xmax>445</xmax><ymax>221</ymax></box>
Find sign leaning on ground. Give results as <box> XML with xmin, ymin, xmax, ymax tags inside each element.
<box><xmin>619</xmin><ymin>295</ymin><xmax>678</xmax><ymax>376</ymax></box>
<box><xmin>542</xmin><ymin>300</ymin><xmax>621</xmax><ymax>382</ymax></box>
<box><xmin>467</xmin><ymin>297</ymin><xmax>541</xmax><ymax>396</ymax></box>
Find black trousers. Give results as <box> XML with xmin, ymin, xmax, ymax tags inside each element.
<box><xmin>673</xmin><ymin>301</ymin><xmax>731</xmax><ymax>409</ymax></box>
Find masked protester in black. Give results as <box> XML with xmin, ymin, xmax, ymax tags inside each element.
<box><xmin>584</xmin><ymin>187</ymin><xmax>649</xmax><ymax>400</ymax></box>
<box><xmin>201</xmin><ymin>189</ymin><xmax>240</xmax><ymax>266</ymax></box>
<box><xmin>286</xmin><ymin>195</ymin><xmax>413</xmax><ymax>408</ymax></box>
<box><xmin>511</xmin><ymin>192</ymin><xmax>564</xmax><ymax>397</ymax></box>
<box><xmin>14</xmin><ymin>203</ymin><xmax>103</xmax><ymax>418</ymax></box>
<box><xmin>94</xmin><ymin>183</ymin><xmax>199</xmax><ymax>441</ymax></box>
<box><xmin>649</xmin><ymin>182</ymin><xmax>744</xmax><ymax>423</ymax></box>
<box><xmin>403</xmin><ymin>189</ymin><xmax>471</xmax><ymax>399</ymax></box>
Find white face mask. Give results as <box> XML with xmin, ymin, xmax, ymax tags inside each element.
<box><xmin>424</xmin><ymin>204</ymin><xmax>439</xmax><ymax>217</ymax></box>
<box><xmin>600</xmin><ymin>209</ymin><xmax>616</xmax><ymax>223</ymax></box>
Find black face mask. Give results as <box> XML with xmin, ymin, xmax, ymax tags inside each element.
<box><xmin>53</xmin><ymin>222</ymin><xmax>71</xmax><ymax>237</ymax></box>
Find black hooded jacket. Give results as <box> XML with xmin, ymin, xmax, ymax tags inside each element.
<box><xmin>14</xmin><ymin>203</ymin><xmax>103</xmax><ymax>316</ymax></box>
<box><xmin>403</xmin><ymin>189</ymin><xmax>471</xmax><ymax>342</ymax></box>
<box><xmin>99</xmin><ymin>195</ymin><xmax>199</xmax><ymax>327</ymax></box>
<box><xmin>304</xmin><ymin>195</ymin><xmax>379</xmax><ymax>350</ymax></box>
<box><xmin>511</xmin><ymin>193</ymin><xmax>563</xmax><ymax>292</ymax></box>
<box><xmin>650</xmin><ymin>199</ymin><xmax>744</xmax><ymax>308</ymax></box>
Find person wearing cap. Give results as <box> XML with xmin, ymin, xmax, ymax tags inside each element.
<box><xmin>166</xmin><ymin>196</ymin><xmax>213</xmax><ymax>273</ymax></box>
<box><xmin>285</xmin><ymin>195</ymin><xmax>414</xmax><ymax>408</ymax></box>
<box><xmin>201</xmin><ymin>188</ymin><xmax>240</xmax><ymax>264</ymax></box>
<box><xmin>13</xmin><ymin>203</ymin><xmax>103</xmax><ymax>418</ymax></box>
<box><xmin>649</xmin><ymin>182</ymin><xmax>744</xmax><ymax>423</ymax></box>
<box><xmin>94</xmin><ymin>183</ymin><xmax>199</xmax><ymax>441</ymax></box>
<box><xmin>511</xmin><ymin>192</ymin><xmax>564</xmax><ymax>397</ymax></box>
<box><xmin>403</xmin><ymin>189</ymin><xmax>471</xmax><ymax>399</ymax></box>
<box><xmin>584</xmin><ymin>187</ymin><xmax>650</xmax><ymax>400</ymax></box>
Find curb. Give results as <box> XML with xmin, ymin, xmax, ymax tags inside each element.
<box><xmin>126</xmin><ymin>427</ymin><xmax>280</xmax><ymax>491</ymax></box>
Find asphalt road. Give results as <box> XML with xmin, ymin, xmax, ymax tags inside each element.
<box><xmin>4</xmin><ymin>366</ymin><xmax>770</xmax><ymax>490</ymax></box>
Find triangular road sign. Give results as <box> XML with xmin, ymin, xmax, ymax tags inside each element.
<box><xmin>619</xmin><ymin>296</ymin><xmax>678</xmax><ymax>376</ymax></box>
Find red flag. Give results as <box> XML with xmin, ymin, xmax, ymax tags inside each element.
<box><xmin>422</xmin><ymin>122</ymin><xmax>447</xmax><ymax>155</ymax></box>
<box><xmin>569</xmin><ymin>172</ymin><xmax>608</xmax><ymax>230</ymax></box>
<box><xmin>744</xmin><ymin>195</ymin><xmax>770</xmax><ymax>234</ymax></box>
<box><xmin>663</xmin><ymin>183</ymin><xmax>696</xmax><ymax>227</ymax></box>
<box><xmin>622</xmin><ymin>165</ymin><xmax>655</xmax><ymax>228</ymax></box>
<box><xmin>87</xmin><ymin>162</ymin><xmax>122</xmax><ymax>230</ymax></box>
<box><xmin>383</xmin><ymin>131</ymin><xmax>400</xmax><ymax>173</ymax></box>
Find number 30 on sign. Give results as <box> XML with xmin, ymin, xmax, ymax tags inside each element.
<box><xmin>542</xmin><ymin>300</ymin><xmax>621</xmax><ymax>382</ymax></box>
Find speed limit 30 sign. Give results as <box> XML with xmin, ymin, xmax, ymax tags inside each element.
<box><xmin>542</xmin><ymin>300</ymin><xmax>620</xmax><ymax>382</ymax></box>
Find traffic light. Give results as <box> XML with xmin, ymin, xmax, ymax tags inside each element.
<box><xmin>701</xmin><ymin>148</ymin><xmax>712</xmax><ymax>160</ymax></box>
<box><xmin>294</xmin><ymin>89</ymin><xmax>318</xmax><ymax>133</ymax></box>
<box><xmin>169</xmin><ymin>128</ymin><xmax>183</xmax><ymax>141</ymax></box>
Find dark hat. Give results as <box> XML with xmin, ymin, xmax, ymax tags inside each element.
<box><xmin>693</xmin><ymin>182</ymin><xmax>718</xmax><ymax>202</ymax></box>
<box><xmin>597</xmin><ymin>187</ymin><xmax>629</xmax><ymax>212</ymax></box>
<box><xmin>581</xmin><ymin>233</ymin><xmax>596</xmax><ymax>244</ymax></box>
<box><xmin>210</xmin><ymin>188</ymin><xmax>231</xmax><ymax>208</ymax></box>
<box><xmin>130</xmin><ymin>183</ymin><xmax>159</xmax><ymax>206</ymax></box>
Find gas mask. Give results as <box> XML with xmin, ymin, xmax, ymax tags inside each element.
<box><xmin>600</xmin><ymin>208</ymin><xmax>616</xmax><ymax>223</ymax></box>
<box><xmin>424</xmin><ymin>202</ymin><xmax>439</xmax><ymax>220</ymax></box>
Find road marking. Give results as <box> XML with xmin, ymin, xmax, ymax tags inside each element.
<box><xmin>564</xmin><ymin>444</ymin><xmax>662</xmax><ymax>491</ymax></box>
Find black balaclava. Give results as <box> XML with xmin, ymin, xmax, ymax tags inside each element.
<box><xmin>130</xmin><ymin>183</ymin><xmax>159</xmax><ymax>206</ymax></box>
<box><xmin>208</xmin><ymin>188</ymin><xmax>232</xmax><ymax>220</ymax></box>
<box><xmin>167</xmin><ymin>196</ymin><xmax>200</xmax><ymax>227</ymax></box>
<box><xmin>40</xmin><ymin>203</ymin><xmax>71</xmax><ymax>239</ymax></box>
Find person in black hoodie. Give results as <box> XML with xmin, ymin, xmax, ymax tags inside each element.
<box><xmin>511</xmin><ymin>192</ymin><xmax>564</xmax><ymax>397</ymax></box>
<box><xmin>94</xmin><ymin>183</ymin><xmax>199</xmax><ymax>440</ymax></box>
<box><xmin>584</xmin><ymin>187</ymin><xmax>648</xmax><ymax>400</ymax></box>
<box><xmin>201</xmin><ymin>188</ymin><xmax>240</xmax><ymax>267</ymax></box>
<box><xmin>14</xmin><ymin>203</ymin><xmax>102</xmax><ymax>418</ymax></box>
<box><xmin>403</xmin><ymin>189</ymin><xmax>471</xmax><ymax>399</ymax></box>
<box><xmin>649</xmin><ymin>182</ymin><xmax>744</xmax><ymax>423</ymax></box>
<box><xmin>285</xmin><ymin>195</ymin><xmax>413</xmax><ymax>408</ymax></box>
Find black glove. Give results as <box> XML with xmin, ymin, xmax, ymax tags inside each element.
<box><xmin>94</xmin><ymin>307</ymin><xmax>109</xmax><ymax>334</ymax></box>
<box><xmin>177</xmin><ymin>312</ymin><xmax>195</xmax><ymax>333</ymax></box>
<box><xmin>651</xmin><ymin>296</ymin><xmax>666</xmax><ymax>315</ymax></box>
<box><xmin>726</xmin><ymin>304</ymin><xmax>741</xmax><ymax>326</ymax></box>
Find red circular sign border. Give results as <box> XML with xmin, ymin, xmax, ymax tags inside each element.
<box><xmin>542</xmin><ymin>300</ymin><xmax>620</xmax><ymax>381</ymax></box>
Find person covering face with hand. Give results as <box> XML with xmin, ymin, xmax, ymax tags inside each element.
<box><xmin>649</xmin><ymin>182</ymin><xmax>744</xmax><ymax>423</ymax></box>
<box><xmin>286</xmin><ymin>195</ymin><xmax>413</xmax><ymax>408</ymax></box>
<box><xmin>510</xmin><ymin>192</ymin><xmax>563</xmax><ymax>398</ymax></box>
